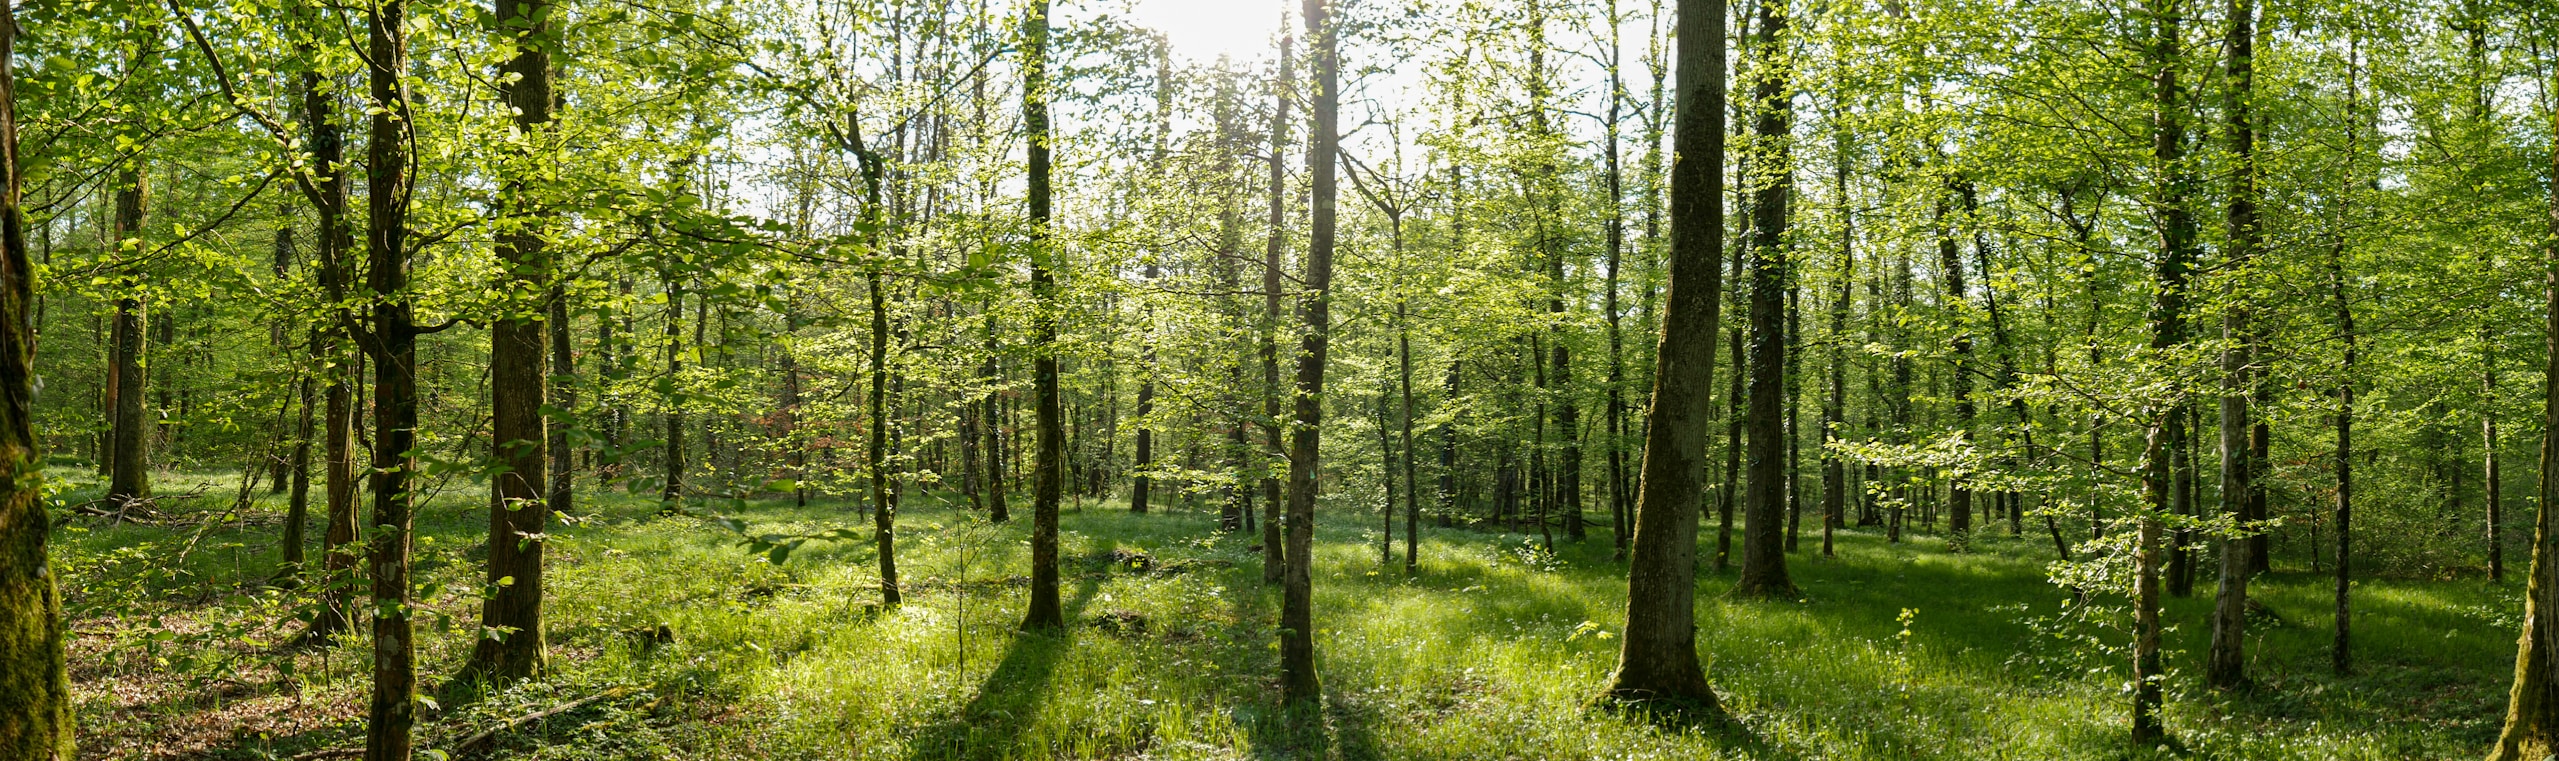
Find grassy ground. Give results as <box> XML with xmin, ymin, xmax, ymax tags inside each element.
<box><xmin>48</xmin><ymin>468</ymin><xmax>2517</xmax><ymax>760</ymax></box>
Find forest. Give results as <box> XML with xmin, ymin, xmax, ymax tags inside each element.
<box><xmin>3</xmin><ymin>0</ymin><xmax>2559</xmax><ymax>757</ymax></box>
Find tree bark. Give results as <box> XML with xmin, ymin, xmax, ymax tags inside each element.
<box><xmin>1735</xmin><ymin>0</ymin><xmax>1794</xmax><ymax>598</ymax></box>
<box><xmin>363</xmin><ymin>0</ymin><xmax>422</xmax><ymax>755</ymax></box>
<box><xmin>2132</xmin><ymin>0</ymin><xmax>2193</xmax><ymax>743</ymax></box>
<box><xmin>465</xmin><ymin>0</ymin><xmax>556</xmax><ymax>685</ymax></box>
<box><xmin>107</xmin><ymin>162</ymin><xmax>149</xmax><ymax>507</ymax></box>
<box><xmin>0</xmin><ymin>5</ymin><xmax>73</xmax><ymax>751</ymax></box>
<box><xmin>2485</xmin><ymin>31</ymin><xmax>2559</xmax><ymax>759</ymax></box>
<box><xmin>2206</xmin><ymin>0</ymin><xmax>2257</xmax><ymax>691</ymax></box>
<box><xmin>1021</xmin><ymin>0</ymin><xmax>1066</xmax><ymax>632</ymax></box>
<box><xmin>1603</xmin><ymin>0</ymin><xmax>1726</xmax><ymax>711</ymax></box>
<box><xmin>1260</xmin><ymin>27</ymin><xmax>1293</xmax><ymax>586</ymax></box>
<box><xmin>1279</xmin><ymin>0</ymin><xmax>1341</xmax><ymax>707</ymax></box>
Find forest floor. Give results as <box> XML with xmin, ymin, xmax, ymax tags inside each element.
<box><xmin>48</xmin><ymin>467</ymin><xmax>2518</xmax><ymax>760</ymax></box>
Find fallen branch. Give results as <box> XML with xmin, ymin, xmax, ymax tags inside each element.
<box><xmin>450</xmin><ymin>686</ymin><xmax>635</xmax><ymax>756</ymax></box>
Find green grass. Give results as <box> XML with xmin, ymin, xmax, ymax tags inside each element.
<box><xmin>47</xmin><ymin>469</ymin><xmax>2519</xmax><ymax>760</ymax></box>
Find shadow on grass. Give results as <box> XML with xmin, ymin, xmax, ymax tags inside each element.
<box><xmin>1237</xmin><ymin>688</ymin><xmax>1389</xmax><ymax>761</ymax></box>
<box><xmin>903</xmin><ymin>573</ymin><xmax>1102</xmax><ymax>761</ymax></box>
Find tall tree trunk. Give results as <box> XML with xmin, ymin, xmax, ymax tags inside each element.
<box><xmin>1603</xmin><ymin>0</ymin><xmax>1727</xmax><ymax>711</ymax></box>
<box><xmin>548</xmin><ymin>289</ymin><xmax>573</xmax><ymax>516</ymax></box>
<box><xmin>2331</xmin><ymin>34</ymin><xmax>2364</xmax><ymax>678</ymax></box>
<box><xmin>1822</xmin><ymin>133</ymin><xmax>1852</xmax><ymax>557</ymax></box>
<box><xmin>0</xmin><ymin>5</ymin><xmax>73</xmax><ymax>752</ymax></box>
<box><xmin>1734</xmin><ymin>0</ymin><xmax>1794</xmax><ymax>598</ymax></box>
<box><xmin>869</xmin><ymin>270</ymin><xmax>901</xmax><ymax>607</ymax></box>
<box><xmin>1719</xmin><ymin>325</ymin><xmax>1741</xmax><ymax>568</ymax></box>
<box><xmin>1604</xmin><ymin>4</ymin><xmax>1631</xmax><ymax>561</ymax></box>
<box><xmin>2488</xmin><ymin>328</ymin><xmax>2504</xmax><ymax>582</ymax></box>
<box><xmin>1279</xmin><ymin>0</ymin><xmax>1341</xmax><ymax>707</ymax></box>
<box><xmin>1935</xmin><ymin>192</ymin><xmax>1973</xmax><ymax>542</ymax></box>
<box><xmin>2132</xmin><ymin>0</ymin><xmax>2193</xmax><ymax>743</ymax></box>
<box><xmin>982</xmin><ymin>305</ymin><xmax>1007</xmax><ymax>522</ymax></box>
<box><xmin>1400</xmin><ymin>300</ymin><xmax>1419</xmax><ymax>573</ymax></box>
<box><xmin>465</xmin><ymin>0</ymin><xmax>556</xmax><ymax>684</ymax></box>
<box><xmin>107</xmin><ymin>162</ymin><xmax>149</xmax><ymax>507</ymax></box>
<box><xmin>2485</xmin><ymin>30</ymin><xmax>2559</xmax><ymax>759</ymax></box>
<box><xmin>1020</xmin><ymin>0</ymin><xmax>1067</xmax><ymax>632</ymax></box>
<box><xmin>659</xmin><ymin>279</ymin><xmax>685</xmax><ymax>510</ymax></box>
<box><xmin>1260</xmin><ymin>27</ymin><xmax>1293</xmax><ymax>586</ymax></box>
<box><xmin>297</xmin><ymin>6</ymin><xmax>359</xmax><ymax>639</ymax></box>
<box><xmin>2206</xmin><ymin>0</ymin><xmax>2258</xmax><ymax>691</ymax></box>
<box><xmin>363</xmin><ymin>0</ymin><xmax>422</xmax><ymax>754</ymax></box>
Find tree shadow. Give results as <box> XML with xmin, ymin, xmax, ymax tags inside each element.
<box><xmin>903</xmin><ymin>573</ymin><xmax>1102</xmax><ymax>761</ymax></box>
<box><xmin>1238</xmin><ymin>687</ymin><xmax>1389</xmax><ymax>761</ymax></box>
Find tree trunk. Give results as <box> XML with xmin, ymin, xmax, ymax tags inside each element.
<box><xmin>1603</xmin><ymin>0</ymin><xmax>1726</xmax><ymax>711</ymax></box>
<box><xmin>363</xmin><ymin>0</ymin><xmax>421</xmax><ymax>755</ymax></box>
<box><xmin>2485</xmin><ymin>34</ymin><xmax>2559</xmax><ymax>759</ymax></box>
<box><xmin>982</xmin><ymin>306</ymin><xmax>1007</xmax><ymax>523</ymax></box>
<box><xmin>1734</xmin><ymin>0</ymin><xmax>1794</xmax><ymax>598</ymax></box>
<box><xmin>465</xmin><ymin>0</ymin><xmax>556</xmax><ymax>684</ymax></box>
<box><xmin>2206</xmin><ymin>0</ymin><xmax>2258</xmax><ymax>691</ymax></box>
<box><xmin>1935</xmin><ymin>192</ymin><xmax>1972</xmax><ymax>542</ymax></box>
<box><xmin>660</xmin><ymin>279</ymin><xmax>685</xmax><ymax>510</ymax></box>
<box><xmin>1259</xmin><ymin>27</ymin><xmax>1293</xmax><ymax>587</ymax></box>
<box><xmin>1603</xmin><ymin>2</ymin><xmax>1629</xmax><ymax>562</ymax></box>
<box><xmin>0</xmin><ymin>6</ymin><xmax>74</xmax><ymax>751</ymax></box>
<box><xmin>869</xmin><ymin>270</ymin><xmax>901</xmax><ymax>607</ymax></box>
<box><xmin>1279</xmin><ymin>0</ymin><xmax>1341</xmax><ymax>707</ymax></box>
<box><xmin>298</xmin><ymin>11</ymin><xmax>359</xmax><ymax>639</ymax></box>
<box><xmin>2331</xmin><ymin>34</ymin><xmax>2364</xmax><ymax>678</ymax></box>
<box><xmin>2132</xmin><ymin>0</ymin><xmax>2193</xmax><ymax>742</ymax></box>
<box><xmin>107</xmin><ymin>162</ymin><xmax>149</xmax><ymax>507</ymax></box>
<box><xmin>1021</xmin><ymin>0</ymin><xmax>1066</xmax><ymax>632</ymax></box>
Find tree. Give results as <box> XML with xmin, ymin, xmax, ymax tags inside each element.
<box><xmin>2130</xmin><ymin>0</ymin><xmax>2195</xmax><ymax>743</ymax></box>
<box><xmin>463</xmin><ymin>0</ymin><xmax>558</xmax><ymax>685</ymax></box>
<box><xmin>0</xmin><ymin>1</ymin><xmax>72</xmax><ymax>753</ymax></box>
<box><xmin>2487</xmin><ymin>18</ymin><xmax>2559</xmax><ymax>756</ymax></box>
<box><xmin>1021</xmin><ymin>0</ymin><xmax>1066</xmax><ymax>632</ymax></box>
<box><xmin>1733</xmin><ymin>0</ymin><xmax>1795</xmax><ymax>599</ymax></box>
<box><xmin>2204</xmin><ymin>0</ymin><xmax>2257</xmax><ymax>692</ymax></box>
<box><xmin>1278</xmin><ymin>0</ymin><xmax>1342</xmax><ymax>707</ymax></box>
<box><xmin>1603</xmin><ymin>0</ymin><xmax>1725</xmax><ymax>711</ymax></box>
<box><xmin>362</xmin><ymin>0</ymin><xmax>423</xmax><ymax>754</ymax></box>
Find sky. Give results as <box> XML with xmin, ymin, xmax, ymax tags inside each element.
<box><xmin>1119</xmin><ymin>0</ymin><xmax>1289</xmax><ymax>65</ymax></box>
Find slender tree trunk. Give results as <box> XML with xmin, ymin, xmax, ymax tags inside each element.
<box><xmin>1822</xmin><ymin>139</ymin><xmax>1851</xmax><ymax>557</ymax></box>
<box><xmin>1719</xmin><ymin>325</ymin><xmax>1741</xmax><ymax>569</ymax></box>
<box><xmin>1278</xmin><ymin>0</ymin><xmax>1341</xmax><ymax>707</ymax></box>
<box><xmin>362</xmin><ymin>0</ymin><xmax>421</xmax><ymax>755</ymax></box>
<box><xmin>464</xmin><ymin>0</ymin><xmax>556</xmax><ymax>684</ymax></box>
<box><xmin>1734</xmin><ymin>0</ymin><xmax>1794</xmax><ymax>598</ymax></box>
<box><xmin>1603</xmin><ymin>0</ymin><xmax>1727</xmax><ymax>711</ymax></box>
<box><xmin>298</xmin><ymin>15</ymin><xmax>359</xmax><ymax>639</ymax></box>
<box><xmin>1936</xmin><ymin>192</ymin><xmax>1973</xmax><ymax>542</ymax></box>
<box><xmin>659</xmin><ymin>277</ymin><xmax>685</xmax><ymax>510</ymax></box>
<box><xmin>0</xmin><ymin>6</ymin><xmax>74</xmax><ymax>751</ymax></box>
<box><xmin>548</xmin><ymin>288</ymin><xmax>573</xmax><ymax>516</ymax></box>
<box><xmin>1400</xmin><ymin>300</ymin><xmax>1419</xmax><ymax>573</ymax></box>
<box><xmin>2132</xmin><ymin>0</ymin><xmax>2193</xmax><ymax>743</ymax></box>
<box><xmin>107</xmin><ymin>163</ymin><xmax>149</xmax><ymax>507</ymax></box>
<box><xmin>1260</xmin><ymin>27</ymin><xmax>1293</xmax><ymax>586</ymax></box>
<box><xmin>869</xmin><ymin>270</ymin><xmax>901</xmax><ymax>607</ymax></box>
<box><xmin>983</xmin><ymin>306</ymin><xmax>1007</xmax><ymax>522</ymax></box>
<box><xmin>1604</xmin><ymin>3</ymin><xmax>1630</xmax><ymax>562</ymax></box>
<box><xmin>1021</xmin><ymin>0</ymin><xmax>1067</xmax><ymax>632</ymax></box>
<box><xmin>2488</xmin><ymin>328</ymin><xmax>2504</xmax><ymax>582</ymax></box>
<box><xmin>2331</xmin><ymin>35</ymin><xmax>2364</xmax><ymax>678</ymax></box>
<box><xmin>2206</xmin><ymin>0</ymin><xmax>2258</xmax><ymax>691</ymax></box>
